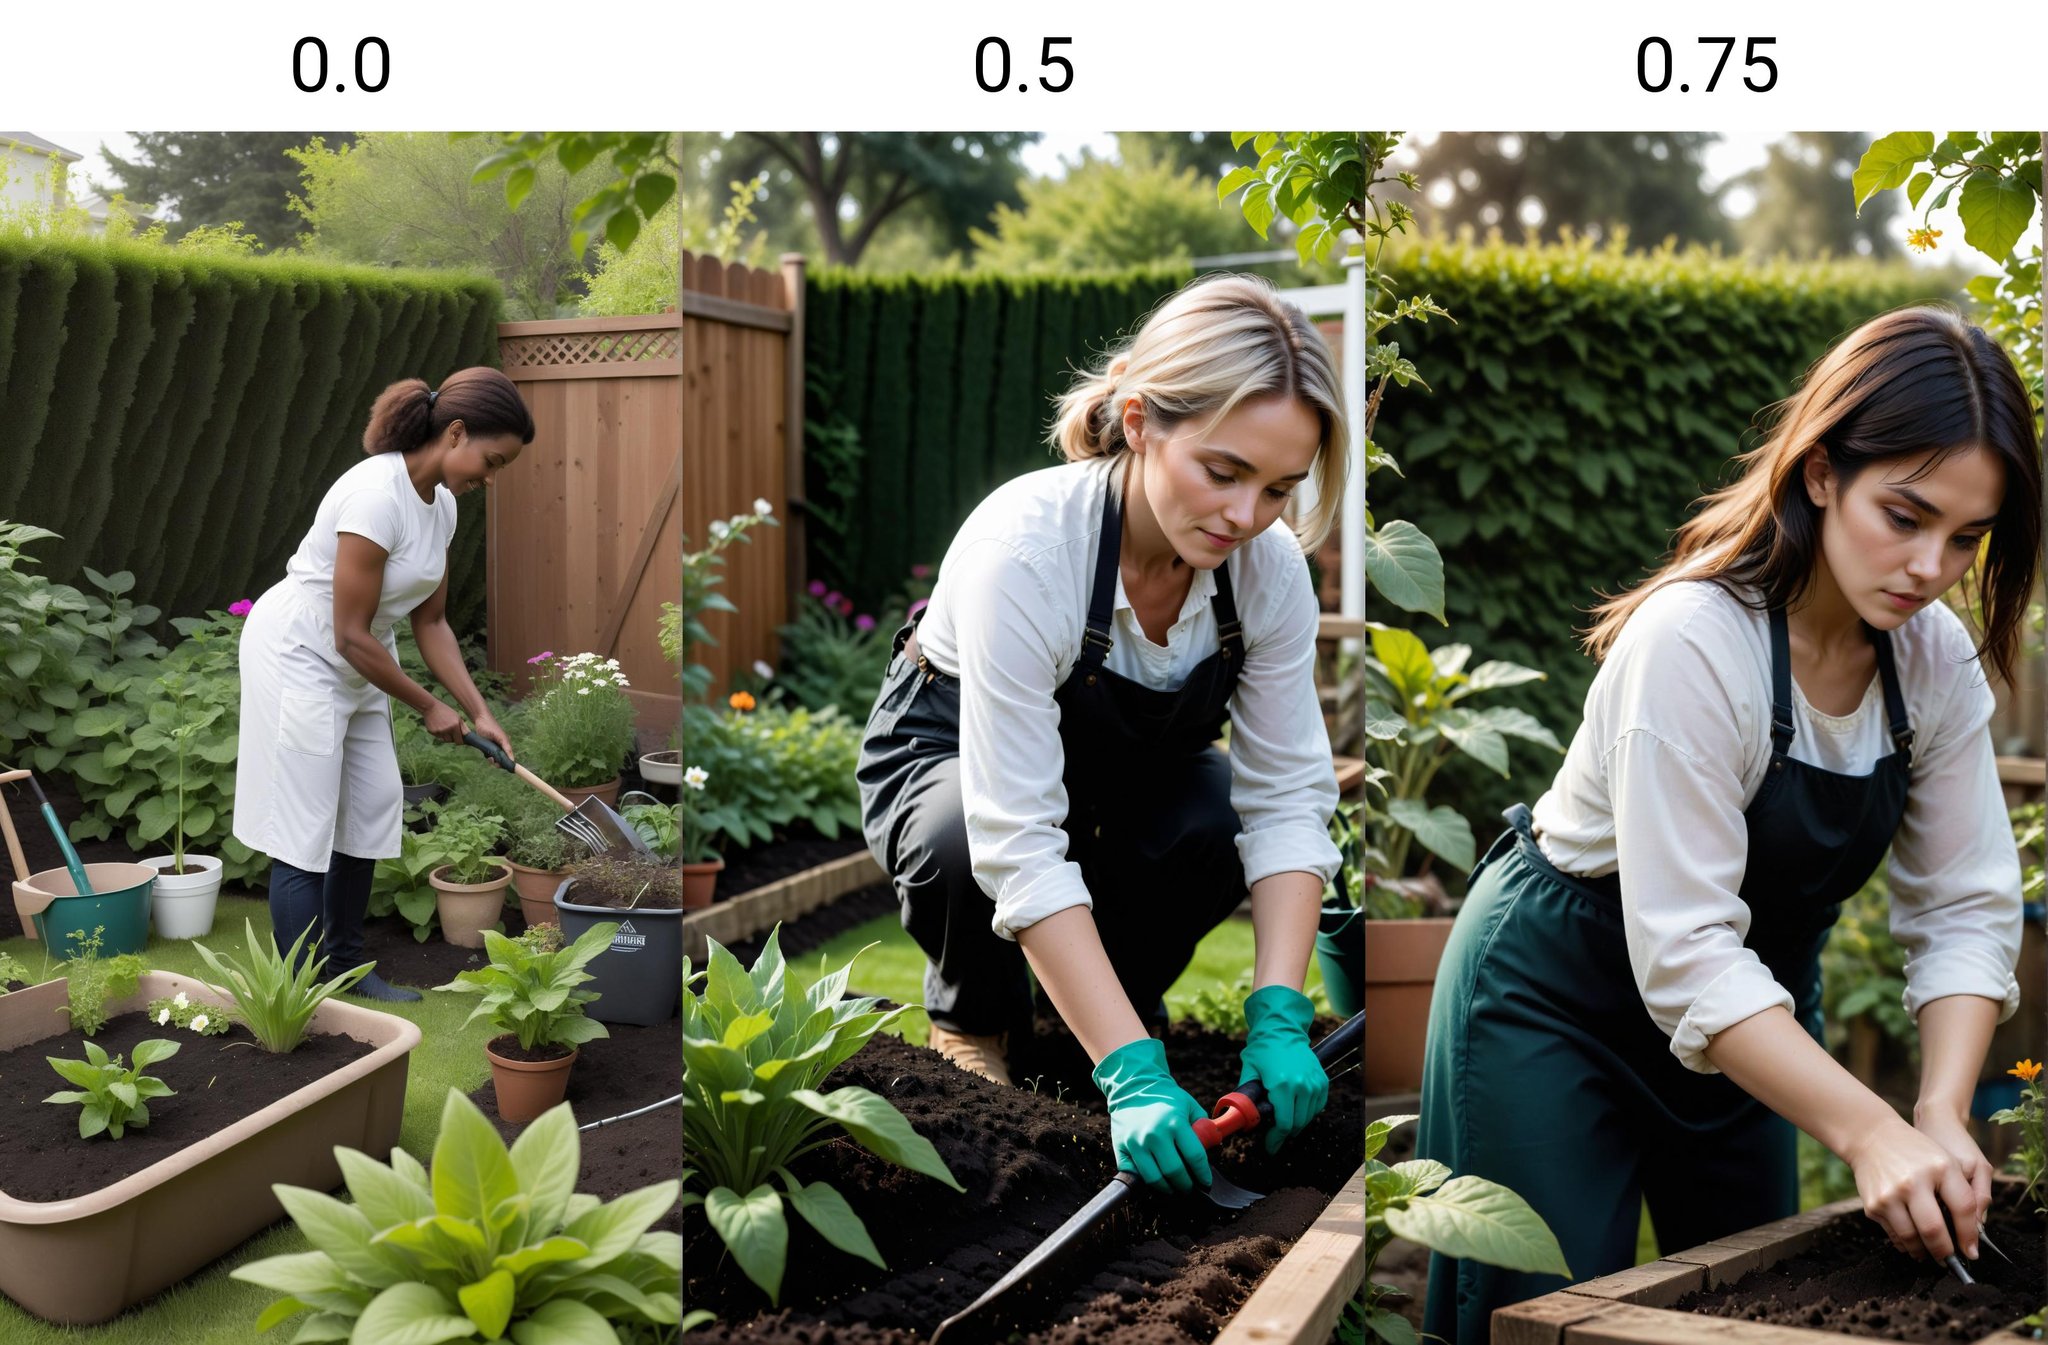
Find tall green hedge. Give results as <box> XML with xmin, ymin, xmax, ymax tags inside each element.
<box><xmin>0</xmin><ymin>234</ymin><xmax>505</xmax><ymax>637</ymax></box>
<box><xmin>802</xmin><ymin>265</ymin><xmax>1195</xmax><ymax>603</ymax></box>
<box><xmin>1369</xmin><ymin>237</ymin><xmax>1956</xmax><ymax>832</ymax></box>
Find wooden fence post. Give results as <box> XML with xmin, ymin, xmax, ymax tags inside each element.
<box><xmin>781</xmin><ymin>252</ymin><xmax>808</xmax><ymax>617</ymax></box>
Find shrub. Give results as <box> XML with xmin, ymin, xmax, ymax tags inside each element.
<box><xmin>516</xmin><ymin>652</ymin><xmax>638</xmax><ymax>790</ymax></box>
<box><xmin>681</xmin><ymin>701</ymin><xmax>862</xmax><ymax>849</ymax></box>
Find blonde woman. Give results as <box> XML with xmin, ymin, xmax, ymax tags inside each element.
<box><xmin>1418</xmin><ymin>307</ymin><xmax>2043</xmax><ymax>1342</ymax></box>
<box><xmin>856</xmin><ymin>275</ymin><xmax>1349</xmax><ymax>1193</ymax></box>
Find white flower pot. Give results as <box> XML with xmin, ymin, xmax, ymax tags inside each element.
<box><xmin>639</xmin><ymin>751</ymin><xmax>682</xmax><ymax>786</ymax></box>
<box><xmin>142</xmin><ymin>855</ymin><xmax>223</xmax><ymax>940</ymax></box>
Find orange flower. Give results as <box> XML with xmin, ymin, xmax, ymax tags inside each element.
<box><xmin>2009</xmin><ymin>1059</ymin><xmax>2042</xmax><ymax>1083</ymax></box>
<box><xmin>728</xmin><ymin>691</ymin><xmax>757</xmax><ymax>712</ymax></box>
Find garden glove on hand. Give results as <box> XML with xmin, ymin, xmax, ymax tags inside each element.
<box><xmin>1238</xmin><ymin>985</ymin><xmax>1328</xmax><ymax>1154</ymax></box>
<box><xmin>1092</xmin><ymin>1036</ymin><xmax>1214</xmax><ymax>1194</ymax></box>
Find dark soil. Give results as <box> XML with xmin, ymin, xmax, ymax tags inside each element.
<box><xmin>718</xmin><ymin>824</ymin><xmax>868</xmax><ymax>899</ymax></box>
<box><xmin>564</xmin><ymin>857</ymin><xmax>684</xmax><ymax>910</ymax></box>
<box><xmin>1675</xmin><ymin>1199</ymin><xmax>2045</xmax><ymax>1341</ymax></box>
<box><xmin>0</xmin><ymin>771</ymin><xmax>158</xmax><ymax>940</ymax></box>
<box><xmin>0</xmin><ymin>1008</ymin><xmax>377</xmax><ymax>1201</ymax></box>
<box><xmin>357</xmin><ymin>906</ymin><xmax>510</xmax><ymax>989</ymax></box>
<box><xmin>683</xmin><ymin>1015</ymin><xmax>1366</xmax><ymax>1344</ymax></box>
<box><xmin>471</xmin><ymin>1013</ymin><xmax>682</xmax><ymax>1235</ymax></box>
<box><xmin>488</xmin><ymin>1034</ymin><xmax>574</xmax><ymax>1064</ymax></box>
<box><xmin>722</xmin><ymin>883</ymin><xmax>900</xmax><ymax>966</ymax></box>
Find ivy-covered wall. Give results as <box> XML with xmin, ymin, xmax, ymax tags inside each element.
<box><xmin>0</xmin><ymin>235</ymin><xmax>505</xmax><ymax>635</ymax></box>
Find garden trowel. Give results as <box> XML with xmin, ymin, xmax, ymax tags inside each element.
<box><xmin>460</xmin><ymin>732</ymin><xmax>656</xmax><ymax>861</ymax></box>
<box><xmin>928</xmin><ymin>1010</ymin><xmax>1366</xmax><ymax>1344</ymax></box>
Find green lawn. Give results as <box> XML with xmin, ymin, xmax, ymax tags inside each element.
<box><xmin>0</xmin><ymin>892</ymin><xmax>500</xmax><ymax>1342</ymax></box>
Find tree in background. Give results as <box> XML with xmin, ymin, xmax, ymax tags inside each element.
<box><xmin>969</xmin><ymin>151</ymin><xmax>1246</xmax><ymax>272</ymax></box>
<box><xmin>291</xmin><ymin>133</ymin><xmax>608</xmax><ymax>319</ymax></box>
<box><xmin>1408</xmin><ymin>132</ymin><xmax>1732</xmax><ymax>250</ymax></box>
<box><xmin>1730</xmin><ymin>132</ymin><xmax>1900</xmax><ymax>259</ymax></box>
<box><xmin>579</xmin><ymin>175</ymin><xmax>771</xmax><ymax>318</ymax></box>
<box><xmin>100</xmin><ymin>133</ymin><xmax>350</xmax><ymax>251</ymax></box>
<box><xmin>1117</xmin><ymin>131</ymin><xmax>1239</xmax><ymax>179</ymax></box>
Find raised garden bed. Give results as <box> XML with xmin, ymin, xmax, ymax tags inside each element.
<box><xmin>682</xmin><ymin>848</ymin><xmax>884</xmax><ymax>962</ymax></box>
<box><xmin>0</xmin><ymin>970</ymin><xmax>419</xmax><ymax>1325</ymax></box>
<box><xmin>717</xmin><ymin>822</ymin><xmax>869</xmax><ymax>898</ymax></box>
<box><xmin>1494</xmin><ymin>1183</ymin><xmax>2043</xmax><ymax>1344</ymax></box>
<box><xmin>684</xmin><ymin>1015</ymin><xmax>1366</xmax><ymax>1344</ymax></box>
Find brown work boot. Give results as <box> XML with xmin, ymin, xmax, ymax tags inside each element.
<box><xmin>928</xmin><ymin>1023</ymin><xmax>1012</xmax><ymax>1086</ymax></box>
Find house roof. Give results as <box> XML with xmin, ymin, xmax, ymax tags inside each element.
<box><xmin>0</xmin><ymin>133</ymin><xmax>83</xmax><ymax>162</ymax></box>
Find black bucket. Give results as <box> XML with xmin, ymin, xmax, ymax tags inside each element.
<box><xmin>553</xmin><ymin>877</ymin><xmax>682</xmax><ymax>1025</ymax></box>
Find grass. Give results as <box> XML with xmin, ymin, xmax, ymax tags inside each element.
<box><xmin>0</xmin><ymin>891</ymin><xmax>501</xmax><ymax>1342</ymax></box>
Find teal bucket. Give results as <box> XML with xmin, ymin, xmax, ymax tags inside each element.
<box><xmin>1313</xmin><ymin>903</ymin><xmax>1364</xmax><ymax>1018</ymax></box>
<box><xmin>25</xmin><ymin>862</ymin><xmax>155</xmax><ymax>956</ymax></box>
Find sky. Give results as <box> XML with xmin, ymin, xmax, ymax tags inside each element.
<box><xmin>35</xmin><ymin>130</ymin><xmax>2024</xmax><ymax>277</ymax></box>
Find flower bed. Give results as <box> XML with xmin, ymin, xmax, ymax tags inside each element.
<box><xmin>683</xmin><ymin>1016</ymin><xmax>1366</xmax><ymax>1343</ymax></box>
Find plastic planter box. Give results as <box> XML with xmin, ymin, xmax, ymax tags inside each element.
<box><xmin>0</xmin><ymin>971</ymin><xmax>421</xmax><ymax>1325</ymax></box>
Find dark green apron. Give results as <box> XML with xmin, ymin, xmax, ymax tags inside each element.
<box><xmin>1419</xmin><ymin>606</ymin><xmax>1913</xmax><ymax>1343</ymax></box>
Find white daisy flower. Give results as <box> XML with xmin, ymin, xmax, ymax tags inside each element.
<box><xmin>709</xmin><ymin>520</ymin><xmax>730</xmax><ymax>540</ymax></box>
<box><xmin>577</xmin><ymin>687</ymin><xmax>591</xmax><ymax>696</ymax></box>
<box><xmin>190</xmin><ymin>1014</ymin><xmax>209</xmax><ymax>1032</ymax></box>
<box><xmin>753</xmin><ymin>660</ymin><xmax>776</xmax><ymax>680</ymax></box>
<box><xmin>754</xmin><ymin>498</ymin><xmax>774</xmax><ymax>516</ymax></box>
<box><xmin>157</xmin><ymin>1008</ymin><xmax>171</xmax><ymax>1025</ymax></box>
<box><xmin>684</xmin><ymin>766</ymin><xmax>709</xmax><ymax>790</ymax></box>
<box><xmin>173</xmin><ymin>992</ymin><xmax>189</xmax><ymax>1009</ymax></box>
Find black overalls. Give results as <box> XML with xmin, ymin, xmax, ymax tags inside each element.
<box><xmin>856</xmin><ymin>471</ymin><xmax>1251</xmax><ymax>1036</ymax></box>
<box><xmin>1418</xmin><ymin>607</ymin><xmax>1914</xmax><ymax>1343</ymax></box>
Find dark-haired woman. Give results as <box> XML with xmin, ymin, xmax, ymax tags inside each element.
<box><xmin>233</xmin><ymin>367</ymin><xmax>535</xmax><ymax>1001</ymax></box>
<box><xmin>1418</xmin><ymin>305</ymin><xmax>2043</xmax><ymax>1343</ymax></box>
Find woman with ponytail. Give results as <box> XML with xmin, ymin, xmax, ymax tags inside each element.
<box><xmin>856</xmin><ymin>275</ymin><xmax>1350</xmax><ymax>1194</ymax></box>
<box><xmin>1418</xmin><ymin>306</ymin><xmax>2043</xmax><ymax>1342</ymax></box>
<box><xmin>233</xmin><ymin>367</ymin><xmax>535</xmax><ymax>1000</ymax></box>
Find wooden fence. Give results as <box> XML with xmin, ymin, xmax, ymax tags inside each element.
<box><xmin>682</xmin><ymin>250</ymin><xmax>804</xmax><ymax>699</ymax></box>
<box><xmin>490</xmin><ymin>314</ymin><xmax>682</xmax><ymax>735</ymax></box>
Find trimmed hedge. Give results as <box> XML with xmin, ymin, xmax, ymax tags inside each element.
<box><xmin>802</xmin><ymin>265</ymin><xmax>1196</xmax><ymax>604</ymax></box>
<box><xmin>1369</xmin><ymin>237</ymin><xmax>1956</xmax><ymax>834</ymax></box>
<box><xmin>0</xmin><ymin>234</ymin><xmax>505</xmax><ymax>637</ymax></box>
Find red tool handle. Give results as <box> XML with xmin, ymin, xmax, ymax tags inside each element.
<box><xmin>1192</xmin><ymin>1089</ymin><xmax>1271</xmax><ymax>1149</ymax></box>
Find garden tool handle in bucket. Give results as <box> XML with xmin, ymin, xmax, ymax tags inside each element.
<box><xmin>0</xmin><ymin>769</ymin><xmax>31</xmax><ymax>885</ymax></box>
<box><xmin>1192</xmin><ymin>1009</ymin><xmax>1365</xmax><ymax>1149</ymax></box>
<box><xmin>23</xmin><ymin>772</ymin><xmax>94</xmax><ymax>896</ymax></box>
<box><xmin>461</xmin><ymin>732</ymin><xmax>579</xmax><ymax>812</ymax></box>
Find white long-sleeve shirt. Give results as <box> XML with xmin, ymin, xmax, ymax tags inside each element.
<box><xmin>1532</xmin><ymin>579</ymin><xmax>2021</xmax><ymax>1074</ymax></box>
<box><xmin>913</xmin><ymin>456</ymin><xmax>1342</xmax><ymax>941</ymax></box>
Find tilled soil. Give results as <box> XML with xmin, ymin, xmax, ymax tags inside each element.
<box><xmin>684</xmin><ymin>1016</ymin><xmax>1365</xmax><ymax>1343</ymax></box>
<box><xmin>722</xmin><ymin>883</ymin><xmax>899</xmax><ymax>967</ymax></box>
<box><xmin>0</xmin><ymin>1008</ymin><xmax>377</xmax><ymax>1201</ymax></box>
<box><xmin>1675</xmin><ymin>1200</ymin><xmax>2045</xmax><ymax>1341</ymax></box>
<box><xmin>718</xmin><ymin>825</ymin><xmax>869</xmax><ymax>899</ymax></box>
<box><xmin>470</xmin><ymin>1013</ymin><xmax>683</xmax><ymax>1235</ymax></box>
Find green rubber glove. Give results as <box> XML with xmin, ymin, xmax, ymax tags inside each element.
<box><xmin>1238</xmin><ymin>985</ymin><xmax>1328</xmax><ymax>1154</ymax></box>
<box><xmin>1091</xmin><ymin>1036</ymin><xmax>1214</xmax><ymax>1193</ymax></box>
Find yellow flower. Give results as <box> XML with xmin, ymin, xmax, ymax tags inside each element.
<box><xmin>2009</xmin><ymin>1059</ymin><xmax>2042</xmax><ymax>1083</ymax></box>
<box><xmin>1907</xmin><ymin>227</ymin><xmax>1942</xmax><ymax>253</ymax></box>
<box><xmin>728</xmin><ymin>691</ymin><xmax>756</xmax><ymax>712</ymax></box>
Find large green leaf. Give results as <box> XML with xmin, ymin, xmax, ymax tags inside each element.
<box><xmin>1362</xmin><ymin>521</ymin><xmax>1445</xmax><ymax>622</ymax></box>
<box><xmin>457</xmin><ymin>1268</ymin><xmax>517</xmax><ymax>1340</ymax></box>
<box><xmin>1383</xmin><ymin>1176</ymin><xmax>1571</xmax><ymax>1277</ymax></box>
<box><xmin>788</xmin><ymin>1087</ymin><xmax>965</xmax><ymax>1191</ymax></box>
<box><xmin>704</xmin><ymin>1184</ymin><xmax>788</xmax><ymax>1304</ymax></box>
<box><xmin>1852</xmin><ymin>131</ymin><xmax>1933</xmax><ymax>210</ymax></box>
<box><xmin>351</xmin><ymin>1282</ymin><xmax>474</xmax><ymax>1345</ymax></box>
<box><xmin>1391</xmin><ymin>1158</ymin><xmax>1451</xmax><ymax>1197</ymax></box>
<box><xmin>1384</xmin><ymin>800</ymin><xmax>1475</xmax><ymax>872</ymax></box>
<box><xmin>784</xmin><ymin>1179</ymin><xmax>887</xmax><ymax>1268</ymax></box>
<box><xmin>1467</xmin><ymin>706</ymin><xmax>1565</xmax><ymax>754</ymax></box>
<box><xmin>508</xmin><ymin>1105</ymin><xmax>580</xmax><ymax>1236</ymax></box>
<box><xmin>430</xmin><ymin>1091</ymin><xmax>521</xmax><ymax>1224</ymax></box>
<box><xmin>562</xmin><ymin>1182</ymin><xmax>681</xmax><ymax>1263</ymax></box>
<box><xmin>508</xmin><ymin>1296</ymin><xmax>620</xmax><ymax>1345</ymax></box>
<box><xmin>1369</xmin><ymin>627</ymin><xmax>1437</xmax><ymax>710</ymax></box>
<box><xmin>1958</xmin><ymin>170</ymin><xmax>2037</xmax><ymax>262</ymax></box>
<box><xmin>1366</xmin><ymin>1114</ymin><xmax>1416</xmax><ymax>1163</ymax></box>
<box><xmin>1436</xmin><ymin>709</ymin><xmax>1509</xmax><ymax>776</ymax></box>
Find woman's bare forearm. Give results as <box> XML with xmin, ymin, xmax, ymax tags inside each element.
<box><xmin>412</xmin><ymin>615</ymin><xmax>488</xmax><ymax>721</ymax></box>
<box><xmin>1704</xmin><ymin>1006</ymin><xmax>1899</xmax><ymax>1159</ymax></box>
<box><xmin>1015</xmin><ymin>905</ymin><xmax>1148</xmax><ymax>1062</ymax></box>
<box><xmin>1913</xmin><ymin>994</ymin><xmax>2000</xmax><ymax>1122</ymax></box>
<box><xmin>335</xmin><ymin>631</ymin><xmax>439</xmax><ymax>716</ymax></box>
<box><xmin>1250</xmin><ymin>869</ymin><xmax>1321</xmax><ymax>992</ymax></box>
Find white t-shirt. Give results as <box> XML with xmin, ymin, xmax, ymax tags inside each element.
<box><xmin>1532</xmin><ymin>579</ymin><xmax>2022</xmax><ymax>1074</ymax></box>
<box><xmin>913</xmin><ymin>455</ymin><xmax>1342</xmax><ymax>941</ymax></box>
<box><xmin>284</xmin><ymin>451</ymin><xmax>457</xmax><ymax>642</ymax></box>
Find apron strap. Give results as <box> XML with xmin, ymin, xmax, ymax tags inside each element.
<box><xmin>1078</xmin><ymin>467</ymin><xmax>1123</xmax><ymax>670</ymax></box>
<box><xmin>1211</xmin><ymin>553</ymin><xmax>1244</xmax><ymax>664</ymax></box>
<box><xmin>1767</xmin><ymin>606</ymin><xmax>1797</xmax><ymax>756</ymax></box>
<box><xmin>1869</xmin><ymin>625</ymin><xmax>1914</xmax><ymax>764</ymax></box>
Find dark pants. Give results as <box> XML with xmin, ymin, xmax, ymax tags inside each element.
<box><xmin>267</xmin><ymin>851</ymin><xmax>377</xmax><ymax>972</ymax></box>
<box><xmin>857</xmin><ymin>649</ymin><xmax>1247</xmax><ymax>1035</ymax></box>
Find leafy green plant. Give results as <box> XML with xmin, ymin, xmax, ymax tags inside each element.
<box><xmin>566</xmin><ymin>854</ymin><xmax>682</xmax><ymax>910</ymax></box>
<box><xmin>192</xmin><ymin>919</ymin><xmax>374</xmax><ymax>1053</ymax></box>
<box><xmin>59</xmin><ymin>926</ymin><xmax>147</xmax><ymax>1037</ymax></box>
<box><xmin>1323</xmin><ymin>801</ymin><xmax>1364</xmax><ymax>909</ymax></box>
<box><xmin>1217</xmin><ymin>131</ymin><xmax>1368</xmax><ymax>265</ymax></box>
<box><xmin>1363</xmin><ymin>1114</ymin><xmax>1567</xmax><ymax>1343</ymax></box>
<box><xmin>1819</xmin><ymin>869</ymin><xmax>1916</xmax><ymax>1061</ymax></box>
<box><xmin>682</xmin><ymin>700</ymin><xmax>863</xmax><ymax>848</ymax></box>
<box><xmin>468</xmin><ymin>131</ymin><xmax>681</xmax><ymax>257</ymax></box>
<box><xmin>233</xmin><ymin>1087</ymin><xmax>682</xmax><ymax>1341</ymax></box>
<box><xmin>442</xmin><ymin>766</ymin><xmax>574</xmax><ymax>872</ymax></box>
<box><xmin>45</xmin><ymin>1037</ymin><xmax>178</xmax><ymax>1140</ymax></box>
<box><xmin>147</xmin><ymin>991</ymin><xmax>231</xmax><ymax>1036</ymax></box>
<box><xmin>682</xmin><ymin>927</ymin><xmax>964</xmax><ymax>1303</ymax></box>
<box><xmin>516</xmin><ymin>652</ymin><xmax>639</xmax><ymax>790</ymax></box>
<box><xmin>680</xmin><ymin>504</ymin><xmax>779</xmax><ymax>701</ymax></box>
<box><xmin>1991</xmin><ymin>1059</ymin><xmax>2045</xmax><ymax>1212</ymax></box>
<box><xmin>430</xmin><ymin>803</ymin><xmax>509</xmax><ymax>886</ymax></box>
<box><xmin>772</xmin><ymin>589</ymin><xmax>893</xmax><ymax>715</ymax></box>
<box><xmin>622</xmin><ymin>801</ymin><xmax>680</xmax><ymax>862</ymax></box>
<box><xmin>372</xmin><ymin>819</ymin><xmax>447</xmax><ymax>942</ymax></box>
<box><xmin>1362</xmin><ymin>628</ymin><xmax>1560</xmax><ymax>879</ymax></box>
<box><xmin>0</xmin><ymin>950</ymin><xmax>29</xmax><ymax>990</ymax></box>
<box><xmin>436</xmin><ymin>922</ymin><xmax>618</xmax><ymax>1054</ymax></box>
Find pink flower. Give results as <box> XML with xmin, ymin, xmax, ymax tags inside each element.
<box><xmin>908</xmin><ymin>598</ymin><xmax>929</xmax><ymax>619</ymax></box>
<box><xmin>807</xmin><ymin>580</ymin><xmax>827</xmax><ymax>598</ymax></box>
<box><xmin>227</xmin><ymin>599</ymin><xmax>253</xmax><ymax>617</ymax></box>
<box><xmin>855</xmin><ymin>614</ymin><xmax>876</xmax><ymax>632</ymax></box>
<box><xmin>526</xmin><ymin>650</ymin><xmax>556</xmax><ymax>665</ymax></box>
<box><xmin>824</xmin><ymin>590</ymin><xmax>843</xmax><ymax>608</ymax></box>
<box><xmin>910</xmin><ymin>564</ymin><xmax>932</xmax><ymax>580</ymax></box>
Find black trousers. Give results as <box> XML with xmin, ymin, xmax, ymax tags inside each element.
<box><xmin>856</xmin><ymin>648</ymin><xmax>1248</xmax><ymax>1035</ymax></box>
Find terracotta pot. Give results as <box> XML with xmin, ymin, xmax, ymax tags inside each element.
<box><xmin>0</xmin><ymin>971</ymin><xmax>419</xmax><ymax>1324</ymax></box>
<box><xmin>1363</xmin><ymin>916</ymin><xmax>1454</xmax><ymax>1095</ymax></box>
<box><xmin>556</xmin><ymin>778</ymin><xmax>621</xmax><ymax>811</ymax></box>
<box><xmin>508</xmin><ymin>860</ymin><xmax>572</xmax><ymax>928</ymax></box>
<box><xmin>429</xmin><ymin>861</ymin><xmax>514</xmax><ymax>948</ymax></box>
<box><xmin>682</xmin><ymin>858</ymin><xmax>724</xmax><ymax>910</ymax></box>
<box><xmin>485</xmin><ymin>1036</ymin><xmax>578</xmax><ymax>1124</ymax></box>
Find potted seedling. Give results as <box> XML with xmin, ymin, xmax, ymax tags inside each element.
<box><xmin>424</xmin><ymin>804</ymin><xmax>512</xmax><ymax>949</ymax></box>
<box><xmin>505</xmin><ymin>818</ymin><xmax>576</xmax><ymax>930</ymax></box>
<box><xmin>518</xmin><ymin>651</ymin><xmax>638</xmax><ymax>809</ymax></box>
<box><xmin>554</xmin><ymin>852</ymin><xmax>684</xmax><ymax>1026</ymax></box>
<box><xmin>679</xmin><ymin>764</ymin><xmax>723</xmax><ymax>908</ymax></box>
<box><xmin>434</xmin><ymin>921</ymin><xmax>619</xmax><ymax>1122</ymax></box>
<box><xmin>137</xmin><ymin>667</ymin><xmax>226</xmax><ymax>939</ymax></box>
